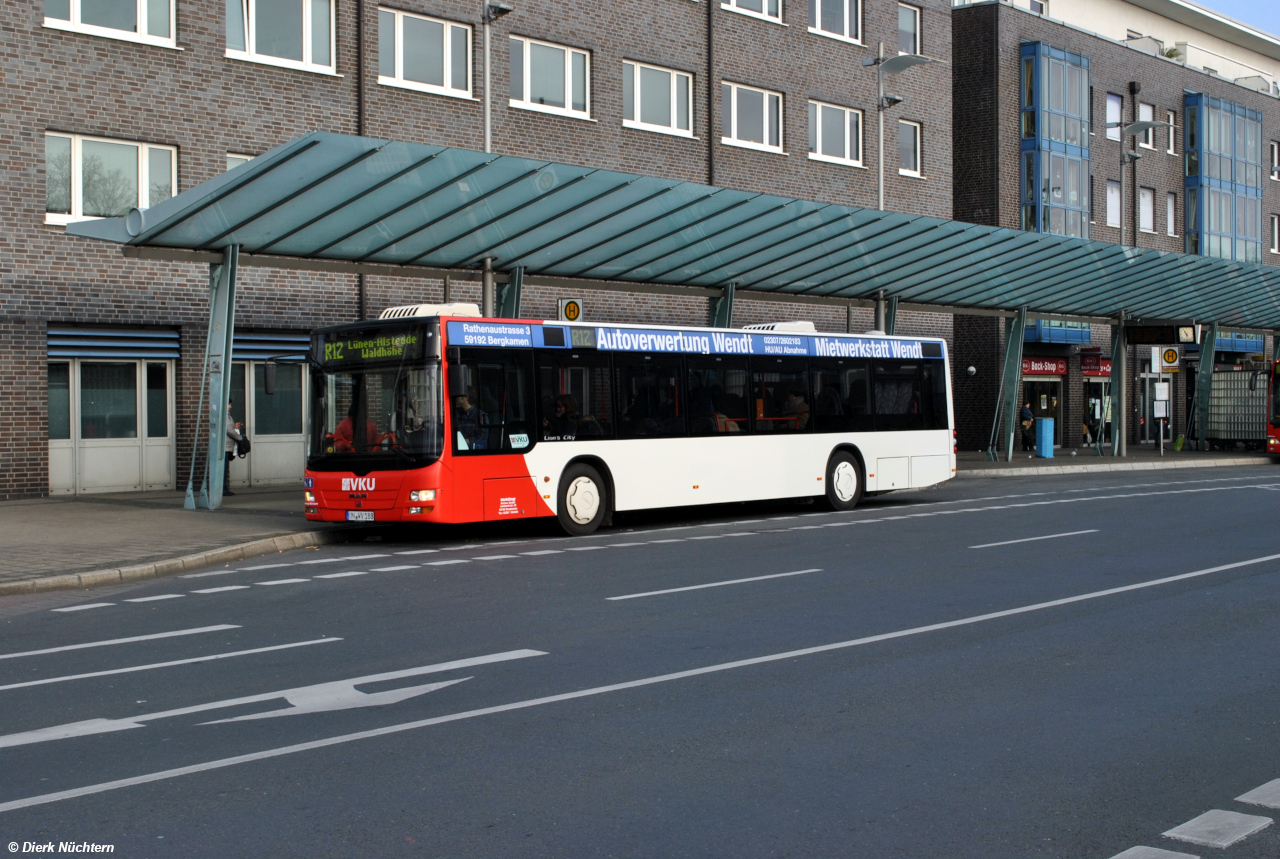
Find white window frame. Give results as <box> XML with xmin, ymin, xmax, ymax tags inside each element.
<box><xmin>1166</xmin><ymin>110</ymin><xmax>1176</xmax><ymax>155</ymax></box>
<box><xmin>1105</xmin><ymin>180</ymin><xmax>1120</xmax><ymax>227</ymax></box>
<box><xmin>808</xmin><ymin>0</ymin><xmax>861</xmax><ymax>45</ymax></box>
<box><xmin>43</xmin><ymin>0</ymin><xmax>177</xmax><ymax>49</ymax></box>
<box><xmin>1166</xmin><ymin>191</ymin><xmax>1177</xmax><ymax>236</ymax></box>
<box><xmin>722</xmin><ymin>0</ymin><xmax>784</xmax><ymax>25</ymax></box>
<box><xmin>897</xmin><ymin>119</ymin><xmax>922</xmax><ymax>177</ymax></box>
<box><xmin>1137</xmin><ymin>103</ymin><xmax>1155</xmax><ymax>148</ymax></box>
<box><xmin>897</xmin><ymin>3</ymin><xmax>921</xmax><ymax>55</ymax></box>
<box><xmin>1029</xmin><ymin>0</ymin><xmax>1046</xmax><ymax>14</ymax></box>
<box><xmin>623</xmin><ymin>61</ymin><xmax>694</xmax><ymax>138</ymax></box>
<box><xmin>509</xmin><ymin>35</ymin><xmax>592</xmax><ymax>121</ymax></box>
<box><xmin>1105</xmin><ymin>93</ymin><xmax>1122</xmax><ymax>142</ymax></box>
<box><xmin>721</xmin><ymin>82</ymin><xmax>785</xmax><ymax>154</ymax></box>
<box><xmin>1271</xmin><ymin>141</ymin><xmax>1279</xmax><ymax>180</ymax></box>
<box><xmin>1271</xmin><ymin>214</ymin><xmax>1279</xmax><ymax>253</ymax></box>
<box><xmin>377</xmin><ymin>9</ymin><xmax>473</xmax><ymax>100</ymax></box>
<box><xmin>1138</xmin><ymin>186</ymin><xmax>1155</xmax><ymax>232</ymax></box>
<box><xmin>226</xmin><ymin>0</ymin><xmax>337</xmax><ymax>76</ymax></box>
<box><xmin>807</xmin><ymin>101</ymin><xmax>863</xmax><ymax>168</ymax></box>
<box><xmin>45</xmin><ymin>132</ymin><xmax>177</xmax><ymax>226</ymax></box>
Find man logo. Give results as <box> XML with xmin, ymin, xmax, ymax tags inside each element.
<box><xmin>342</xmin><ymin>477</ymin><xmax>376</xmax><ymax>491</ymax></box>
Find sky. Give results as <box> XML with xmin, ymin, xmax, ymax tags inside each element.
<box><xmin>1192</xmin><ymin>0</ymin><xmax>1280</xmax><ymax>39</ymax></box>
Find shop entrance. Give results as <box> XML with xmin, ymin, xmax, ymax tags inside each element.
<box><xmin>1022</xmin><ymin>378</ymin><xmax>1063</xmax><ymax>446</ymax></box>
<box><xmin>1083</xmin><ymin>378</ymin><xmax>1112</xmax><ymax>446</ymax></box>
<box><xmin>226</xmin><ymin>360</ymin><xmax>308</xmax><ymax>488</ymax></box>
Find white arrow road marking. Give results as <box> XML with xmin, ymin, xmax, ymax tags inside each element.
<box><xmin>0</xmin><ymin>625</ymin><xmax>239</xmax><ymax>661</ymax></box>
<box><xmin>0</xmin><ymin>648</ymin><xmax>544</xmax><ymax>750</ymax></box>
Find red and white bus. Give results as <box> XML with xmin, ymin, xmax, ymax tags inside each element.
<box><xmin>304</xmin><ymin>305</ymin><xmax>955</xmax><ymax>535</ymax></box>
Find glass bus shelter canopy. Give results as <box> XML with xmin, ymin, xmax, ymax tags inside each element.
<box><xmin>69</xmin><ymin>131</ymin><xmax>1280</xmax><ymax>330</ymax></box>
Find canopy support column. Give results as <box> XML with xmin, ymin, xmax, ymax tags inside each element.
<box><xmin>481</xmin><ymin>258</ymin><xmax>495</xmax><ymax>317</ymax></box>
<box><xmin>884</xmin><ymin>295</ymin><xmax>899</xmax><ymax>336</ymax></box>
<box><xmin>1192</xmin><ymin>321</ymin><xmax>1218</xmax><ymax>451</ymax></box>
<box><xmin>874</xmin><ymin>289</ymin><xmax>886</xmax><ymax>332</ymax></box>
<box><xmin>496</xmin><ymin>266</ymin><xmax>524</xmax><ymax>318</ymax></box>
<box><xmin>200</xmin><ymin>245</ymin><xmax>239</xmax><ymax>510</ymax></box>
<box><xmin>986</xmin><ymin>306</ymin><xmax>1027</xmax><ymax>462</ymax></box>
<box><xmin>1111</xmin><ymin>314</ymin><xmax>1127</xmax><ymax>457</ymax></box>
<box><xmin>709</xmin><ymin>282</ymin><xmax>736</xmax><ymax>328</ymax></box>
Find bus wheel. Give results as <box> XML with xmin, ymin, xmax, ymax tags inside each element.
<box><xmin>557</xmin><ymin>463</ymin><xmax>607</xmax><ymax>536</ymax></box>
<box><xmin>824</xmin><ymin>451</ymin><xmax>862</xmax><ymax>511</ymax></box>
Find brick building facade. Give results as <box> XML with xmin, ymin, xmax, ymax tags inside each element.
<box><xmin>1</xmin><ymin>0</ymin><xmax>955</xmax><ymax>498</ymax></box>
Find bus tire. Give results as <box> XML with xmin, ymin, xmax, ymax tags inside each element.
<box><xmin>557</xmin><ymin>463</ymin><xmax>608</xmax><ymax>536</ymax></box>
<box><xmin>824</xmin><ymin>451</ymin><xmax>862</xmax><ymax>512</ymax></box>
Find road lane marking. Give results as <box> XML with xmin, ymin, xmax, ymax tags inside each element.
<box><xmin>648</xmin><ymin>539</ymin><xmax>683</xmax><ymax>544</ymax></box>
<box><xmin>370</xmin><ymin>566</ymin><xmax>418</xmax><ymax>572</ymax></box>
<box><xmin>181</xmin><ymin>570</ymin><xmax>244</xmax><ymax>579</ymax></box>
<box><xmin>0</xmin><ymin>649</ymin><xmax>546</xmax><ymax>749</ymax></box>
<box><xmin>343</xmin><ymin>554</ymin><xmax>390</xmax><ymax>561</ymax></box>
<box><xmin>607</xmin><ymin>543</ymin><xmax>644</xmax><ymax>548</ymax></box>
<box><xmin>521</xmin><ymin>550</ymin><xmax>562</xmax><ymax>556</ymax></box>
<box><xmin>566</xmin><ymin>546</ymin><xmax>607</xmax><ymax>551</ymax></box>
<box><xmin>394</xmin><ymin>549</ymin><xmax>439</xmax><ymax>555</ymax></box>
<box><xmin>1162</xmin><ymin>810</ymin><xmax>1272</xmax><ymax>848</ymax></box>
<box><xmin>50</xmin><ymin>604</ymin><xmax>114</xmax><ymax>613</ymax></box>
<box><xmin>473</xmin><ymin>555</ymin><xmax>517</xmax><ymax>560</ymax></box>
<box><xmin>426</xmin><ymin>560</ymin><xmax>469</xmax><ymax>566</ymax></box>
<box><xmin>314</xmin><ymin>572</ymin><xmax>368</xmax><ymax>579</ymax></box>
<box><xmin>191</xmin><ymin>586</ymin><xmax>250</xmax><ymax>594</ymax></box>
<box><xmin>1237</xmin><ymin>778</ymin><xmax>1280</xmax><ymax>809</ymax></box>
<box><xmin>255</xmin><ymin>578</ymin><xmax>310</xmax><ymax>586</ymax></box>
<box><xmin>969</xmin><ymin>529</ymin><xmax>1099</xmax><ymax>549</ymax></box>
<box><xmin>608</xmin><ymin>569</ymin><xmax>823</xmax><ymax>601</ymax></box>
<box><xmin>1107</xmin><ymin>848</ymin><xmax>1199</xmax><ymax>859</ymax></box>
<box><xmin>0</xmin><ymin>638</ymin><xmax>341</xmax><ymax>693</ymax></box>
<box><xmin>0</xmin><ymin>626</ymin><xmax>240</xmax><ymax>661</ymax></box>
<box><xmin>124</xmin><ymin>594</ymin><xmax>185</xmax><ymax>603</ymax></box>
<box><xmin>297</xmin><ymin>558</ymin><xmax>343</xmax><ymax>565</ymax></box>
<box><xmin>239</xmin><ymin>563</ymin><xmax>293</xmax><ymax>571</ymax></box>
<box><xmin>6</xmin><ymin>551</ymin><xmax>1280</xmax><ymax>813</ymax></box>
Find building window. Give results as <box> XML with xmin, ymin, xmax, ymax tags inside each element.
<box><xmin>808</xmin><ymin>101</ymin><xmax>862</xmax><ymax>166</ymax></box>
<box><xmin>1271</xmin><ymin>141</ymin><xmax>1279</xmax><ymax>179</ymax></box>
<box><xmin>1166</xmin><ymin>192</ymin><xmax>1176</xmax><ymax>236</ymax></box>
<box><xmin>722</xmin><ymin>0</ymin><xmax>782</xmax><ymax>24</ymax></box>
<box><xmin>1139</xmin><ymin>187</ymin><xmax>1154</xmax><ymax>232</ymax></box>
<box><xmin>808</xmin><ymin>0</ymin><xmax>860</xmax><ymax>42</ymax></box>
<box><xmin>1105</xmin><ymin>93</ymin><xmax>1122</xmax><ymax>141</ymax></box>
<box><xmin>226</xmin><ymin>0</ymin><xmax>334</xmax><ymax>73</ymax></box>
<box><xmin>509</xmin><ymin>36</ymin><xmax>589</xmax><ymax>119</ymax></box>
<box><xmin>45</xmin><ymin>132</ymin><xmax>176</xmax><ymax>226</ymax></box>
<box><xmin>1138</xmin><ymin>103</ymin><xmax>1154</xmax><ymax>148</ymax></box>
<box><xmin>1030</xmin><ymin>0</ymin><xmax>1046</xmax><ymax>13</ymax></box>
<box><xmin>44</xmin><ymin>0</ymin><xmax>174</xmax><ymax>47</ymax></box>
<box><xmin>1019</xmin><ymin>43</ymin><xmax>1090</xmax><ymax>239</ymax></box>
<box><xmin>897</xmin><ymin>4</ymin><xmax>920</xmax><ymax>54</ymax></box>
<box><xmin>1166</xmin><ymin>110</ymin><xmax>1176</xmax><ymax>155</ymax></box>
<box><xmin>721</xmin><ymin>82</ymin><xmax>783</xmax><ymax>153</ymax></box>
<box><xmin>1184</xmin><ymin>93</ymin><xmax>1264</xmax><ymax>262</ymax></box>
<box><xmin>1105</xmin><ymin>180</ymin><xmax>1120</xmax><ymax>227</ymax></box>
<box><xmin>226</xmin><ymin>154</ymin><xmax>254</xmax><ymax>170</ymax></box>
<box><xmin>624</xmin><ymin>61</ymin><xmax>693</xmax><ymax>136</ymax></box>
<box><xmin>898</xmin><ymin>119</ymin><xmax>921</xmax><ymax>176</ymax></box>
<box><xmin>1271</xmin><ymin>214</ymin><xmax>1279</xmax><ymax>253</ymax></box>
<box><xmin>378</xmin><ymin>9</ymin><xmax>471</xmax><ymax>98</ymax></box>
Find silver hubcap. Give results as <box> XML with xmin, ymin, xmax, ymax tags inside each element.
<box><xmin>565</xmin><ymin>476</ymin><xmax>600</xmax><ymax>524</ymax></box>
<box><xmin>832</xmin><ymin>461</ymin><xmax>858</xmax><ymax>502</ymax></box>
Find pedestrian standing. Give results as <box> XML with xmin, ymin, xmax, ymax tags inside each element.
<box><xmin>225</xmin><ymin>400</ymin><xmax>244</xmax><ymax>496</ymax></box>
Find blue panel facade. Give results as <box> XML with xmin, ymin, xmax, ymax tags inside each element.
<box><xmin>1019</xmin><ymin>42</ymin><xmax>1091</xmax><ymax>240</ymax></box>
<box><xmin>1024</xmin><ymin>319</ymin><xmax>1090</xmax><ymax>343</ymax></box>
<box><xmin>1184</xmin><ymin>93</ymin><xmax>1265</xmax><ymax>262</ymax></box>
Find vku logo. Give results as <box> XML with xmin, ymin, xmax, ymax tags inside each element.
<box><xmin>342</xmin><ymin>477</ymin><xmax>376</xmax><ymax>491</ymax></box>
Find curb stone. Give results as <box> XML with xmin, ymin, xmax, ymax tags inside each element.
<box><xmin>956</xmin><ymin>455</ymin><xmax>1272</xmax><ymax>479</ymax></box>
<box><xmin>0</xmin><ymin>527</ymin><xmax>377</xmax><ymax>598</ymax></box>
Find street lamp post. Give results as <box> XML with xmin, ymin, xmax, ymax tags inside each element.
<box><xmin>1107</xmin><ymin>119</ymin><xmax>1170</xmax><ymax>247</ymax></box>
<box><xmin>480</xmin><ymin>1</ymin><xmax>513</xmax><ymax>317</ymax></box>
<box><xmin>862</xmin><ymin>45</ymin><xmax>939</xmax><ymax>211</ymax></box>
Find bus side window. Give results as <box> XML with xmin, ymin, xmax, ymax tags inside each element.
<box><xmin>809</xmin><ymin>359</ymin><xmax>873</xmax><ymax>433</ymax></box>
<box><xmin>921</xmin><ymin>361</ymin><xmax>950</xmax><ymax>430</ymax></box>
<box><xmin>454</xmin><ymin>349</ymin><xmax>535</xmax><ymax>454</ymax></box>
<box><xmin>687</xmin><ymin>355</ymin><xmax>750</xmax><ymax>436</ymax></box>
<box><xmin>751</xmin><ymin>357</ymin><xmax>810</xmax><ymax>434</ymax></box>
<box><xmin>873</xmin><ymin>360</ymin><xmax>925</xmax><ymax>431</ymax></box>
<box><xmin>616</xmin><ymin>355</ymin><xmax>685</xmax><ymax>439</ymax></box>
<box><xmin>536</xmin><ymin>353</ymin><xmax>613</xmax><ymax>441</ymax></box>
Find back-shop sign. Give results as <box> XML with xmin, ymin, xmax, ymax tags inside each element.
<box><xmin>1022</xmin><ymin>357</ymin><xmax>1068</xmax><ymax>375</ymax></box>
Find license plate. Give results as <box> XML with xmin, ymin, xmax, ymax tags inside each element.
<box><xmin>346</xmin><ymin>511</ymin><xmax>375</xmax><ymax>522</ymax></box>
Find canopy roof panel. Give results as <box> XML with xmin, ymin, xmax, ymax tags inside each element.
<box><xmin>69</xmin><ymin>131</ymin><xmax>1280</xmax><ymax>328</ymax></box>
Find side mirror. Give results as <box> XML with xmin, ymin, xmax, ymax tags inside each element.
<box><xmin>263</xmin><ymin>361</ymin><xmax>277</xmax><ymax>396</ymax></box>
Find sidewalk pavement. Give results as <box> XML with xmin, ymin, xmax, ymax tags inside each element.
<box><xmin>2</xmin><ymin>446</ymin><xmax>1275</xmax><ymax>596</ymax></box>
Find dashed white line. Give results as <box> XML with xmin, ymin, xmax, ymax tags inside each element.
<box><xmin>969</xmin><ymin>529</ymin><xmax>1099</xmax><ymax>549</ymax></box>
<box><xmin>1237</xmin><ymin>778</ymin><xmax>1280</xmax><ymax>809</ymax></box>
<box><xmin>1162</xmin><ymin>810</ymin><xmax>1272</xmax><ymax>848</ymax></box>
<box><xmin>238</xmin><ymin>563</ymin><xmax>292</xmax><ymax>571</ymax></box>
<box><xmin>688</xmin><ymin>535</ymin><xmax>723</xmax><ymax>540</ymax></box>
<box><xmin>1107</xmin><ymin>847</ymin><xmax>1199</xmax><ymax>859</ymax></box>
<box><xmin>521</xmin><ymin>550</ymin><xmax>562</xmax><ymax>556</ymax></box>
<box><xmin>255</xmin><ymin>578</ymin><xmax>310</xmax><ymax>586</ymax></box>
<box><xmin>426</xmin><ymin>560</ymin><xmax>469</xmax><ymax>566</ymax></box>
<box><xmin>314</xmin><ymin>572</ymin><xmax>368</xmax><ymax>579</ymax></box>
<box><xmin>0</xmin><ymin>625</ymin><xmax>240</xmax><ymax>661</ymax></box>
<box><xmin>473</xmin><ymin>555</ymin><xmax>517</xmax><ymax>560</ymax></box>
<box><xmin>191</xmin><ymin>586</ymin><xmax>250</xmax><ymax>594</ymax></box>
<box><xmin>394</xmin><ymin>549</ymin><xmax>439</xmax><ymax>556</ymax></box>
<box><xmin>607</xmin><ymin>543</ymin><xmax>645</xmax><ymax>548</ymax></box>
<box><xmin>342</xmin><ymin>554</ymin><xmax>390</xmax><ymax>561</ymax></box>
<box><xmin>297</xmin><ymin>558</ymin><xmax>342</xmax><ymax>566</ymax></box>
<box><xmin>51</xmin><ymin>604</ymin><xmax>114</xmax><ymax>613</ymax></box>
<box><xmin>124</xmin><ymin>594</ymin><xmax>185</xmax><ymax>603</ymax></box>
<box><xmin>0</xmin><ymin>638</ymin><xmax>342</xmax><ymax>692</ymax></box>
<box><xmin>608</xmin><ymin>569</ymin><xmax>822</xmax><ymax>601</ymax></box>
<box><xmin>370</xmin><ymin>566</ymin><xmax>418</xmax><ymax>572</ymax></box>
<box><xmin>566</xmin><ymin>546</ymin><xmax>607</xmax><ymax>551</ymax></box>
<box><xmin>180</xmin><ymin>570</ymin><xmax>244</xmax><ymax>579</ymax></box>
<box><xmin>648</xmin><ymin>539</ymin><xmax>683</xmax><ymax>544</ymax></box>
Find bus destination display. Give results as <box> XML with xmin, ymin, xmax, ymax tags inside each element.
<box><xmin>319</xmin><ymin>328</ymin><xmax>422</xmax><ymax>366</ymax></box>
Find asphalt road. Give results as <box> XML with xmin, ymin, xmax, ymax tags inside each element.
<box><xmin>3</xmin><ymin>467</ymin><xmax>1280</xmax><ymax>858</ymax></box>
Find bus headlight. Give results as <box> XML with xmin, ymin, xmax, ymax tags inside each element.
<box><xmin>304</xmin><ymin>491</ymin><xmax>316</xmax><ymax>503</ymax></box>
<box><xmin>410</xmin><ymin>489</ymin><xmax>436</xmax><ymax>502</ymax></box>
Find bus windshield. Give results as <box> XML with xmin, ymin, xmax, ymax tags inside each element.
<box><xmin>1272</xmin><ymin>362</ymin><xmax>1280</xmax><ymax>427</ymax></box>
<box><xmin>309</xmin><ymin>324</ymin><xmax>443</xmax><ymax>469</ymax></box>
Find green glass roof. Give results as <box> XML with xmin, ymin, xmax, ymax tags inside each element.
<box><xmin>69</xmin><ymin>131</ymin><xmax>1280</xmax><ymax>329</ymax></box>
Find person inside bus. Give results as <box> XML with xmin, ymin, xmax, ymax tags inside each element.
<box><xmin>334</xmin><ymin>402</ymin><xmax>378</xmax><ymax>453</ymax></box>
<box><xmin>551</xmin><ymin>395</ymin><xmax>582</xmax><ymax>439</ymax></box>
<box><xmin>780</xmin><ymin>388</ymin><xmax>810</xmax><ymax>431</ymax></box>
<box><xmin>453</xmin><ymin>390</ymin><xmax>485</xmax><ymax>449</ymax></box>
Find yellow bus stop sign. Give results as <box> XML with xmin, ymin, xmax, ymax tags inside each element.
<box><xmin>559</xmin><ymin>298</ymin><xmax>582</xmax><ymax>322</ymax></box>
